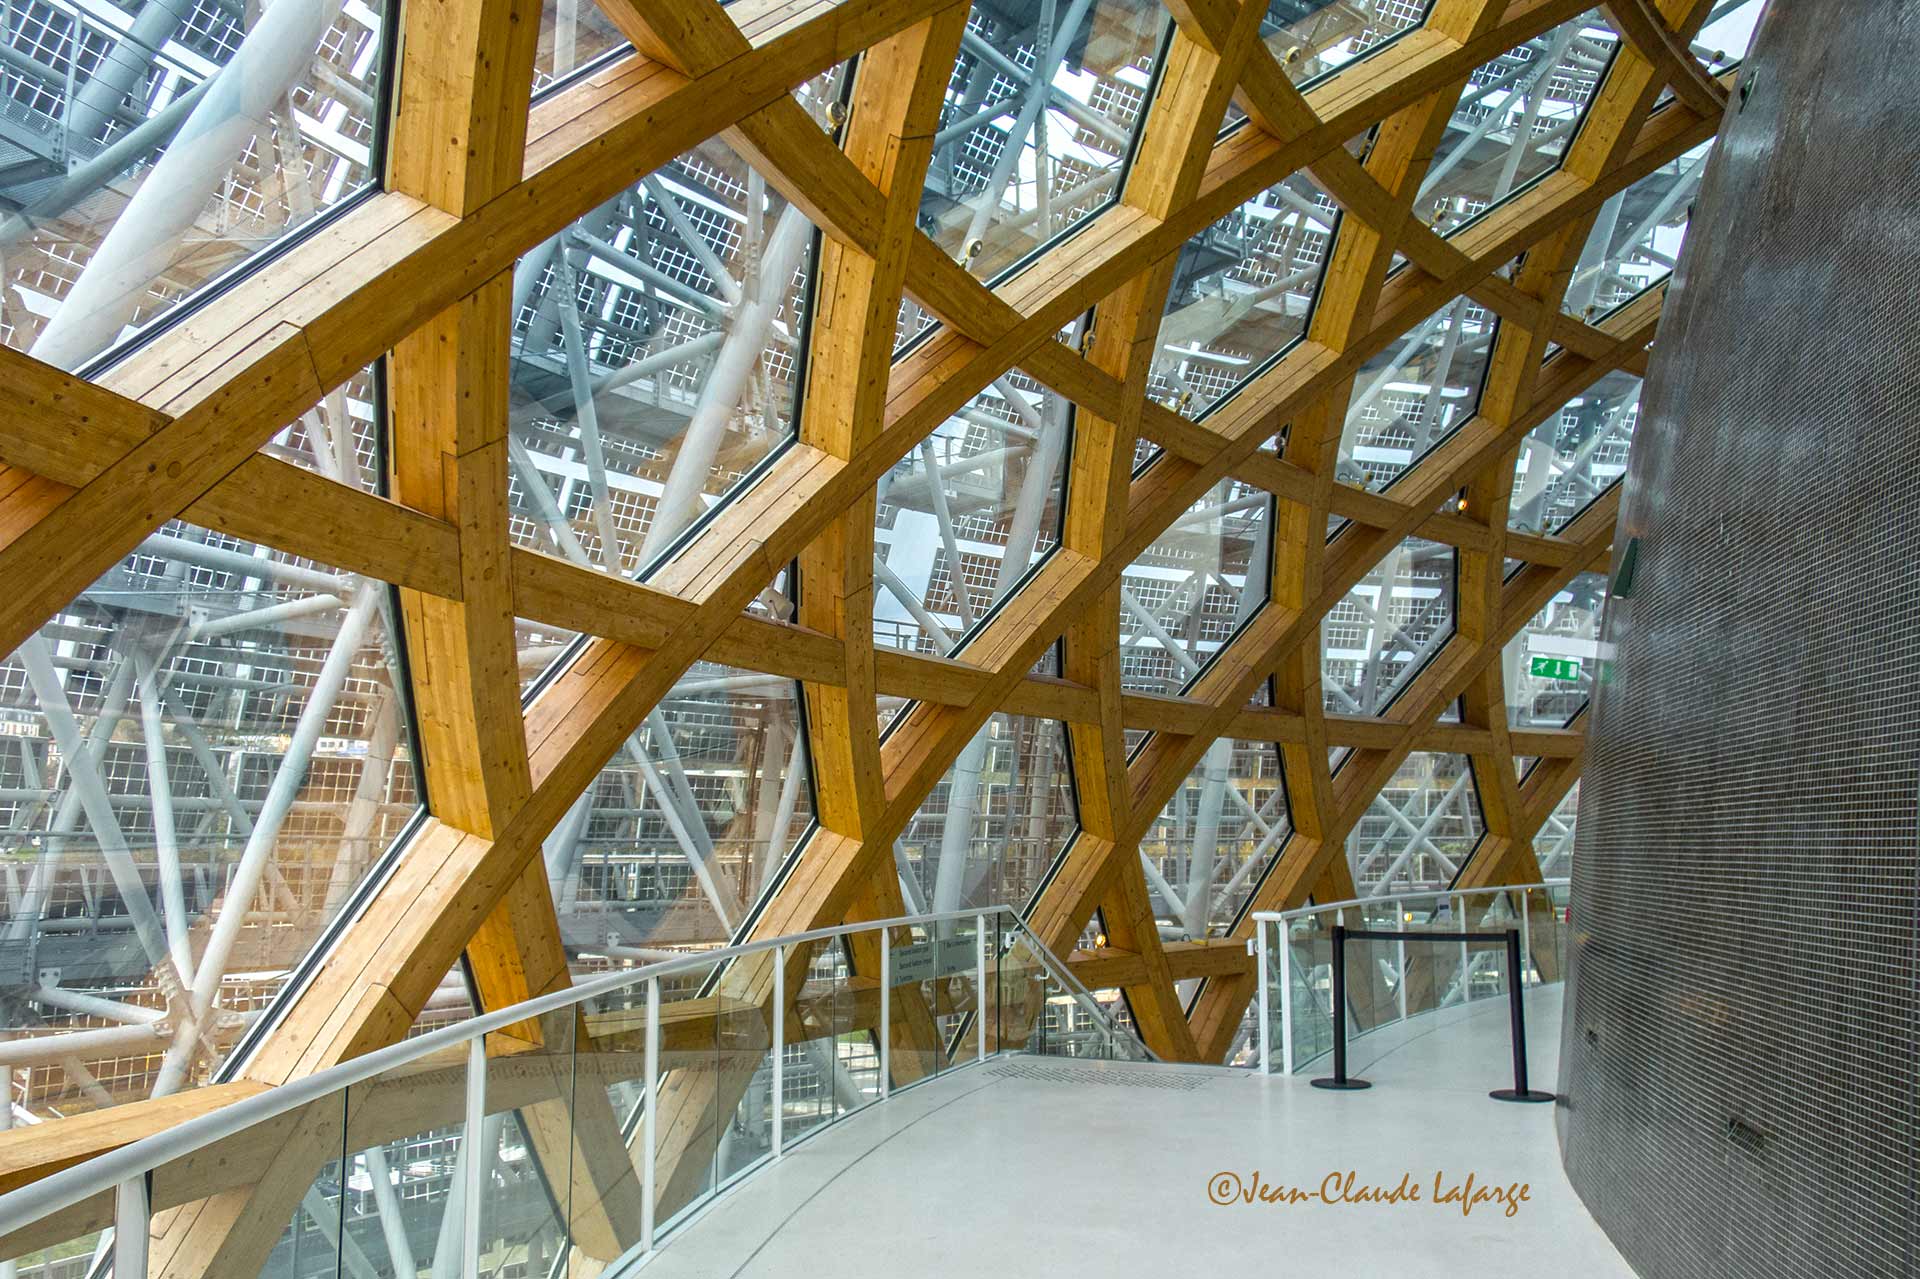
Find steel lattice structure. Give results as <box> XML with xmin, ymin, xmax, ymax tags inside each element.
<box><xmin>0</xmin><ymin>0</ymin><xmax>1754</xmax><ymax>1269</ymax></box>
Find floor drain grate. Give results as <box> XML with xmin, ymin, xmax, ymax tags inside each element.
<box><xmin>989</xmin><ymin>1061</ymin><xmax>1219</xmax><ymax>1091</ymax></box>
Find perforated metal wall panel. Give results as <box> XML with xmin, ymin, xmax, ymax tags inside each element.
<box><xmin>1558</xmin><ymin>3</ymin><xmax>1920</xmax><ymax>1276</ymax></box>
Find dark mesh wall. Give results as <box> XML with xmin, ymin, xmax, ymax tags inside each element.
<box><xmin>1558</xmin><ymin>4</ymin><xmax>1920</xmax><ymax>1277</ymax></box>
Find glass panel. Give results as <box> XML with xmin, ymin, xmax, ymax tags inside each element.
<box><xmin>656</xmin><ymin>969</ymin><xmax>721</xmax><ymax>1230</ymax></box>
<box><xmin>547</xmin><ymin>662</ymin><xmax>812</xmax><ymax>973</ymax></box>
<box><xmin>8</xmin><ymin>0</ymin><xmax>391</xmax><ymax>371</ymax></box>
<box><xmin>1264</xmin><ymin>0</ymin><xmax>1432</xmax><ymax>86</ymax></box>
<box><xmin>1151</xmin><ymin>161</ymin><xmax>1341</xmax><ymax>418</ymax></box>
<box><xmin>1346</xmin><ymin>752</ymin><xmax>1481</xmax><ymax>895</ymax></box>
<box><xmin>1504</xmin><ymin>570</ymin><xmax>1606</xmax><ymax>728</ymax></box>
<box><xmin>713</xmin><ymin>950</ymin><xmax>776</xmax><ymax>1182</ymax></box>
<box><xmin>923</xmin><ymin>0</ymin><xmax>1168</xmax><ymax>280</ymax></box>
<box><xmin>1565</xmin><ymin>142</ymin><xmax>1710</xmax><ymax>320</ymax></box>
<box><xmin>478</xmin><ymin>1015</ymin><xmax>577</xmax><ymax>1277</ymax></box>
<box><xmin>783</xmin><ymin>939</ymin><xmax>856</xmax><ymax>1142</ymax></box>
<box><xmin>1694</xmin><ymin>0</ymin><xmax>1766</xmax><ymax>66</ymax></box>
<box><xmin>1118</xmin><ymin>478</ymin><xmax>1272</xmax><ymax>693</ymax></box>
<box><xmin>533</xmin><ymin>0</ymin><xmax>627</xmax><ymax>92</ymax></box>
<box><xmin>340</xmin><ymin>1050</ymin><xmax>472</xmax><ymax>1279</ymax></box>
<box><xmin>893</xmin><ymin>714</ymin><xmax>1077</xmax><ymax>915</ymax></box>
<box><xmin>1</xmin><ymin>1230</ymin><xmax>108</xmax><ymax>1279</ymax></box>
<box><xmin>873</xmin><ymin>365</ymin><xmax>1072</xmax><ymax>656</ymax></box>
<box><xmin>0</xmin><ymin>522</ymin><xmax>417</xmax><ymax>1121</ymax></box>
<box><xmin>1510</xmin><ymin>370</ymin><xmax>1640</xmax><ymax>534</ymax></box>
<box><xmin>1536</xmin><ymin>783</ymin><xmax>1579</xmax><ymax>877</ymax></box>
<box><xmin>1336</xmin><ymin>294</ymin><xmax>1496</xmax><ymax>491</ymax></box>
<box><xmin>1416</xmin><ymin>9</ymin><xmax>1621</xmax><ymax>231</ymax></box>
<box><xmin>1139</xmin><ymin>728</ymin><xmax>1291</xmax><ymax>940</ymax></box>
<box><xmin>883</xmin><ymin>921</ymin><xmax>946</xmax><ymax>1086</ymax></box>
<box><xmin>261</xmin><ymin>366</ymin><xmax>383</xmax><ymax>492</ymax></box>
<box><xmin>1322</xmin><ymin>536</ymin><xmax>1455</xmax><ymax>716</ymax></box>
<box><xmin>508</xmin><ymin>141</ymin><xmax>818</xmax><ymax>580</ymax></box>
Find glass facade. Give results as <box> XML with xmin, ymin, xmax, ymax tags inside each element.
<box><xmin>3</xmin><ymin>0</ymin><xmax>392</xmax><ymax>372</ymax></box>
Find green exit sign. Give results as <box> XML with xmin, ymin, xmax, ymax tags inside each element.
<box><xmin>1530</xmin><ymin>656</ymin><xmax>1582</xmax><ymax>682</ymax></box>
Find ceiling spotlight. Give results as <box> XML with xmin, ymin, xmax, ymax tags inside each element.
<box><xmin>826</xmin><ymin>100</ymin><xmax>849</xmax><ymax>128</ymax></box>
<box><xmin>1455</xmin><ymin>495</ymin><xmax>1469</xmax><ymax>513</ymax></box>
<box><xmin>1094</xmin><ymin>931</ymin><xmax>1109</xmax><ymax>949</ymax></box>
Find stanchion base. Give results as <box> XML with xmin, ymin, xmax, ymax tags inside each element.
<box><xmin>1311</xmin><ymin>1077</ymin><xmax>1372</xmax><ymax>1091</ymax></box>
<box><xmin>1489</xmin><ymin>1088</ymin><xmax>1555</xmax><ymax>1104</ymax></box>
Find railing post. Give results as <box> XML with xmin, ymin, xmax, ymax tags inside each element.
<box><xmin>1311</xmin><ymin>924</ymin><xmax>1369</xmax><ymax>1091</ymax></box>
<box><xmin>879</xmin><ymin>928</ymin><xmax>891</xmax><ymax>1100</ymax></box>
<box><xmin>1455</xmin><ymin>893</ymin><xmax>1470</xmax><ymax>997</ymax></box>
<box><xmin>1256</xmin><ymin>919</ymin><xmax>1271</xmax><ymax>1076</ymax></box>
<box><xmin>462</xmin><ymin>1035</ymin><xmax>484</xmax><ymax>1279</ymax></box>
<box><xmin>1490</xmin><ymin>927</ymin><xmax>1554</xmax><ymax>1104</ymax></box>
<box><xmin>642</xmin><ymin>975</ymin><xmax>659</xmax><ymax>1250</ymax></box>
<box><xmin>1278</xmin><ymin>918</ymin><xmax>1294</xmax><ymax>1075</ymax></box>
<box><xmin>975</xmin><ymin>913</ymin><xmax>988</xmax><ymax>1062</ymax></box>
<box><xmin>1519</xmin><ymin>888</ymin><xmax>1533</xmax><ymax>985</ymax></box>
<box><xmin>772</xmin><ymin>943</ymin><xmax>785</xmax><ymax>1159</ymax></box>
<box><xmin>113</xmin><ymin>1175</ymin><xmax>148</xmax><ymax>1279</ymax></box>
<box><xmin>1395</xmin><ymin>898</ymin><xmax>1408</xmax><ymax>1022</ymax></box>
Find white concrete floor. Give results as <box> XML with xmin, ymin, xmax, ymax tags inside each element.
<box><xmin>638</xmin><ymin>989</ymin><xmax>1631</xmax><ymax>1279</ymax></box>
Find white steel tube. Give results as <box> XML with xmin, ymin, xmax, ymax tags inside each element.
<box><xmin>1256</xmin><ymin>920</ymin><xmax>1270</xmax><ymax>1076</ymax></box>
<box><xmin>642</xmin><ymin>976</ymin><xmax>659</xmax><ymax>1251</ymax></box>
<box><xmin>975</xmin><ymin>914</ymin><xmax>987</xmax><ymax>1063</ymax></box>
<box><xmin>772</xmin><ymin>944</ymin><xmax>785</xmax><ymax>1158</ymax></box>
<box><xmin>1278</xmin><ymin>921</ymin><xmax>1294</xmax><ymax>1076</ymax></box>
<box><xmin>879</xmin><ymin>930</ymin><xmax>891</xmax><ymax>1101</ymax></box>
<box><xmin>114</xmin><ymin>1175</ymin><xmax>149</xmax><ymax>1279</ymax></box>
<box><xmin>462</xmin><ymin>1037</ymin><xmax>485</xmax><ymax>1279</ymax></box>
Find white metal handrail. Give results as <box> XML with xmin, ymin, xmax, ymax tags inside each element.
<box><xmin>1252</xmin><ymin>880</ymin><xmax>1571</xmax><ymax>1076</ymax></box>
<box><xmin>0</xmin><ymin>903</ymin><xmax>1127</xmax><ymax>1273</ymax></box>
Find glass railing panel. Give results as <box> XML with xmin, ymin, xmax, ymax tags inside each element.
<box><xmin>569</xmin><ymin>976</ymin><xmax>654</xmax><ymax>1259</ymax></box>
<box><xmin>479</xmin><ymin>1013</ymin><xmax>577</xmax><ymax>1278</ymax></box>
<box><xmin>932</xmin><ymin>915</ymin><xmax>987</xmax><ymax>1067</ymax></box>
<box><xmin>886</xmin><ymin>921</ymin><xmax>945</xmax><ymax>1087</ymax></box>
<box><xmin>339</xmin><ymin>1048</ymin><xmax>470</xmax><ymax>1279</ymax></box>
<box><xmin>992</xmin><ymin>927</ymin><xmax>1050</xmax><ymax>1054</ymax></box>
<box><xmin>0</xmin><ymin>1228</ymin><xmax>106</xmax><ymax>1279</ymax></box>
<box><xmin>786</xmin><ymin>939</ymin><xmax>856</xmax><ymax>1141</ymax></box>
<box><xmin>654</xmin><ymin>969</ymin><xmax>723</xmax><ymax>1232</ymax></box>
<box><xmin>716</xmin><ymin>952</ymin><xmax>777</xmax><ymax>1182</ymax></box>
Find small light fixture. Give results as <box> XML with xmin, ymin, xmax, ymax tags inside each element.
<box><xmin>1094</xmin><ymin>931</ymin><xmax>1109</xmax><ymax>949</ymax></box>
<box><xmin>1455</xmin><ymin>495</ymin><xmax>1469</xmax><ymax>513</ymax></box>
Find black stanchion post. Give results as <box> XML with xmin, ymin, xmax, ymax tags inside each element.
<box><xmin>1312</xmin><ymin>924</ymin><xmax>1370</xmax><ymax>1091</ymax></box>
<box><xmin>1490</xmin><ymin>926</ymin><xmax>1554</xmax><ymax>1103</ymax></box>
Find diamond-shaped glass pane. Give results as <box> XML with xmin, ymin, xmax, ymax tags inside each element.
<box><xmin>1696</xmin><ymin>0</ymin><xmax>1766</xmax><ymax>66</ymax></box>
<box><xmin>1510</xmin><ymin>369</ymin><xmax>1640</xmax><ymax>535</ymax></box>
<box><xmin>1266</xmin><ymin>0</ymin><xmax>1431</xmax><ymax>83</ymax></box>
<box><xmin>12</xmin><ymin>0</ymin><xmax>392</xmax><ymax>372</ymax></box>
<box><xmin>0</xmin><ymin>519</ymin><xmax>418</xmax><ymax>1119</ymax></box>
<box><xmin>533</xmin><ymin>0</ymin><xmax>628</xmax><ymax>90</ymax></box>
<box><xmin>546</xmin><ymin>662</ymin><xmax>812</xmax><ymax>971</ymax></box>
<box><xmin>1565</xmin><ymin>141</ymin><xmax>1710</xmax><ymax>320</ymax></box>
<box><xmin>1118</xmin><ymin>478</ymin><xmax>1272</xmax><ymax>694</ymax></box>
<box><xmin>260</xmin><ymin>366</ymin><xmax>383</xmax><ymax>493</ymax></box>
<box><xmin>1347</xmin><ymin>752</ymin><xmax>1481</xmax><ymax>895</ymax></box>
<box><xmin>1536</xmin><ymin>781</ymin><xmax>1579</xmax><ymax>877</ymax></box>
<box><xmin>1504</xmin><ymin>570</ymin><xmax>1606</xmax><ymax>727</ymax></box>
<box><xmin>893</xmin><ymin>714</ymin><xmax>1076</xmax><ymax>913</ymax></box>
<box><xmin>1322</xmin><ymin>536</ymin><xmax>1454</xmax><ymax>716</ymax></box>
<box><xmin>924</xmin><ymin>0</ymin><xmax>1169</xmax><ymax>280</ymax></box>
<box><xmin>1336</xmin><ymin>295</ymin><xmax>1496</xmax><ymax>491</ymax></box>
<box><xmin>1151</xmin><ymin>162</ymin><xmax>1341</xmax><ymax>418</ymax></box>
<box><xmin>508</xmin><ymin>141</ymin><xmax>819</xmax><ymax>579</ymax></box>
<box><xmin>874</xmin><ymin>368</ymin><xmax>1070</xmax><ymax>656</ymax></box>
<box><xmin>1416</xmin><ymin>9</ymin><xmax>1622</xmax><ymax>232</ymax></box>
<box><xmin>1140</xmin><ymin>732</ymin><xmax>1290</xmax><ymax>939</ymax></box>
